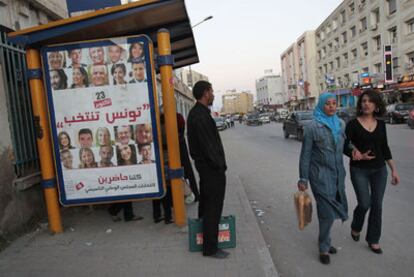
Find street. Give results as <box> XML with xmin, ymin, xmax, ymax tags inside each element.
<box><xmin>220</xmin><ymin>121</ymin><xmax>414</xmax><ymax>277</ymax></box>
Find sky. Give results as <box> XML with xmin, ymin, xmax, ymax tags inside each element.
<box><xmin>184</xmin><ymin>0</ymin><xmax>343</xmax><ymax>109</ymax></box>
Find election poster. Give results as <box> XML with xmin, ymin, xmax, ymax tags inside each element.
<box><xmin>41</xmin><ymin>35</ymin><xmax>164</xmax><ymax>205</ymax></box>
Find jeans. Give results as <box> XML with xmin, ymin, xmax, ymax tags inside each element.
<box><xmin>350</xmin><ymin>166</ymin><xmax>388</xmax><ymax>244</ymax></box>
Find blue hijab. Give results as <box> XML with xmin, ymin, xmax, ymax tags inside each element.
<box><xmin>314</xmin><ymin>93</ymin><xmax>341</xmax><ymax>144</ymax></box>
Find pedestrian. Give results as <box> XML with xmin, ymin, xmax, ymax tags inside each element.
<box><xmin>152</xmin><ymin>114</ymin><xmax>173</xmax><ymax>224</ymax></box>
<box><xmin>187</xmin><ymin>80</ymin><xmax>228</xmax><ymax>259</ymax></box>
<box><xmin>344</xmin><ymin>89</ymin><xmax>400</xmax><ymax>254</ymax></box>
<box><xmin>176</xmin><ymin>113</ymin><xmax>200</xmax><ymax>201</ymax></box>
<box><xmin>298</xmin><ymin>92</ymin><xmax>348</xmax><ymax>265</ymax></box>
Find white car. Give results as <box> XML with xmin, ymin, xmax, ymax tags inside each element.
<box><xmin>259</xmin><ymin>115</ymin><xmax>270</xmax><ymax>124</ymax></box>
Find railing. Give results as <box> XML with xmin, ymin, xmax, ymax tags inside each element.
<box><xmin>0</xmin><ymin>29</ymin><xmax>39</xmax><ymax>177</ymax></box>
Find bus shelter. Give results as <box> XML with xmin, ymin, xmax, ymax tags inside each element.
<box><xmin>8</xmin><ymin>0</ymin><xmax>198</xmax><ymax>232</ymax></box>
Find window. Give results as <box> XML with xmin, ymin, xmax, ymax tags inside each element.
<box><xmin>373</xmin><ymin>35</ymin><xmax>381</xmax><ymax>51</ymax></box>
<box><xmin>392</xmin><ymin>57</ymin><xmax>399</xmax><ymax>69</ymax></box>
<box><xmin>329</xmin><ymin>61</ymin><xmax>334</xmax><ymax>71</ymax></box>
<box><xmin>341</xmin><ymin>10</ymin><xmax>346</xmax><ymax>24</ymax></box>
<box><xmin>321</xmin><ymin>30</ymin><xmax>325</xmax><ymax>41</ymax></box>
<box><xmin>343</xmin><ymin>52</ymin><xmax>349</xmax><ymax>63</ymax></box>
<box><xmin>406</xmin><ymin>18</ymin><xmax>414</xmax><ymax>34</ymax></box>
<box><xmin>407</xmin><ymin>51</ymin><xmax>414</xmax><ymax>67</ymax></box>
<box><xmin>319</xmin><ymin>67</ymin><xmax>323</xmax><ymax>75</ymax></box>
<box><xmin>322</xmin><ymin>46</ymin><xmax>326</xmax><ymax>57</ymax></box>
<box><xmin>351</xmin><ymin>48</ymin><xmax>358</xmax><ymax>59</ymax></box>
<box><xmin>351</xmin><ymin>26</ymin><xmax>356</xmax><ymax>37</ymax></box>
<box><xmin>361</xmin><ymin>42</ymin><xmax>368</xmax><ymax>56</ymax></box>
<box><xmin>328</xmin><ymin>43</ymin><xmax>333</xmax><ymax>53</ymax></box>
<box><xmin>336</xmin><ymin>57</ymin><xmax>341</xmax><ymax>68</ymax></box>
<box><xmin>324</xmin><ymin>64</ymin><xmax>328</xmax><ymax>73</ymax></box>
<box><xmin>334</xmin><ymin>37</ymin><xmax>339</xmax><ymax>48</ymax></box>
<box><xmin>389</xmin><ymin>26</ymin><xmax>398</xmax><ymax>43</ymax></box>
<box><xmin>317</xmin><ymin>50</ymin><xmax>321</xmax><ymax>61</ymax></box>
<box><xmin>349</xmin><ymin>2</ymin><xmax>355</xmax><ymax>14</ymax></box>
<box><xmin>360</xmin><ymin>17</ymin><xmax>367</xmax><ymax>32</ymax></box>
<box><xmin>332</xmin><ymin>19</ymin><xmax>338</xmax><ymax>30</ymax></box>
<box><xmin>387</xmin><ymin>0</ymin><xmax>397</xmax><ymax>15</ymax></box>
<box><xmin>362</xmin><ymin>67</ymin><xmax>369</xmax><ymax>73</ymax></box>
<box><xmin>374</xmin><ymin>63</ymin><xmax>382</xmax><ymax>73</ymax></box>
<box><xmin>371</xmin><ymin>8</ymin><xmax>380</xmax><ymax>27</ymax></box>
<box><xmin>342</xmin><ymin>31</ymin><xmax>348</xmax><ymax>44</ymax></box>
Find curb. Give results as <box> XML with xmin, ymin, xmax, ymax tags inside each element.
<box><xmin>234</xmin><ymin>174</ymin><xmax>280</xmax><ymax>277</ymax></box>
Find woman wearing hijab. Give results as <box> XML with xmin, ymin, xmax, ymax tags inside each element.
<box><xmin>298</xmin><ymin>92</ymin><xmax>348</xmax><ymax>265</ymax></box>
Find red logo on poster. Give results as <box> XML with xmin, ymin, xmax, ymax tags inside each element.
<box><xmin>75</xmin><ymin>182</ymin><xmax>85</xmax><ymax>191</ymax></box>
<box><xmin>94</xmin><ymin>98</ymin><xmax>112</xmax><ymax>109</ymax></box>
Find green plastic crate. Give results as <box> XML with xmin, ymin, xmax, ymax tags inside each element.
<box><xmin>188</xmin><ymin>215</ymin><xmax>236</xmax><ymax>252</ymax></box>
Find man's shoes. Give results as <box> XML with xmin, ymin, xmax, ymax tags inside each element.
<box><xmin>351</xmin><ymin>230</ymin><xmax>360</xmax><ymax>241</ymax></box>
<box><xmin>125</xmin><ymin>215</ymin><xmax>144</xmax><ymax>222</ymax></box>
<box><xmin>153</xmin><ymin>217</ymin><xmax>164</xmax><ymax>223</ymax></box>
<box><xmin>328</xmin><ymin>246</ymin><xmax>337</xmax><ymax>254</ymax></box>
<box><xmin>111</xmin><ymin>215</ymin><xmax>122</xmax><ymax>222</ymax></box>
<box><xmin>368</xmin><ymin>244</ymin><xmax>383</xmax><ymax>254</ymax></box>
<box><xmin>164</xmin><ymin>218</ymin><xmax>174</xmax><ymax>224</ymax></box>
<box><xmin>319</xmin><ymin>254</ymin><xmax>330</xmax><ymax>265</ymax></box>
<box><xmin>204</xmin><ymin>249</ymin><xmax>229</xmax><ymax>259</ymax></box>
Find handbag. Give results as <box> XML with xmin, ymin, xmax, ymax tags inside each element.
<box><xmin>294</xmin><ymin>191</ymin><xmax>312</xmax><ymax>230</ymax></box>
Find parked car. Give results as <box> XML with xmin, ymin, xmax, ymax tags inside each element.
<box><xmin>259</xmin><ymin>114</ymin><xmax>271</xmax><ymax>124</ymax></box>
<box><xmin>282</xmin><ymin>111</ymin><xmax>313</xmax><ymax>140</ymax></box>
<box><xmin>408</xmin><ymin>108</ymin><xmax>414</xmax><ymax>129</ymax></box>
<box><xmin>214</xmin><ymin>117</ymin><xmax>227</xmax><ymax>131</ymax></box>
<box><xmin>337</xmin><ymin>107</ymin><xmax>356</xmax><ymax>124</ymax></box>
<box><xmin>386</xmin><ymin>103</ymin><xmax>414</xmax><ymax>124</ymax></box>
<box><xmin>246</xmin><ymin>114</ymin><xmax>262</xmax><ymax>126</ymax></box>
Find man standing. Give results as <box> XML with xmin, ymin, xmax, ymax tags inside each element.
<box><xmin>187</xmin><ymin>81</ymin><xmax>228</xmax><ymax>259</ymax></box>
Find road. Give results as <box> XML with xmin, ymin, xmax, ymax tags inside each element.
<box><xmin>220</xmin><ymin>121</ymin><xmax>414</xmax><ymax>277</ymax></box>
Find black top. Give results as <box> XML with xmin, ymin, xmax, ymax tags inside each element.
<box><xmin>187</xmin><ymin>102</ymin><xmax>227</xmax><ymax>172</ymax></box>
<box><xmin>344</xmin><ymin>119</ymin><xmax>392</xmax><ymax>169</ymax></box>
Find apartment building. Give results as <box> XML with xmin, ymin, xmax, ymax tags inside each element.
<box><xmin>255</xmin><ymin>70</ymin><xmax>284</xmax><ymax>107</ymax></box>
<box><xmin>281</xmin><ymin>31</ymin><xmax>319</xmax><ymax>110</ymax></box>
<box><xmin>222</xmin><ymin>90</ymin><xmax>254</xmax><ymax>115</ymax></box>
<box><xmin>315</xmin><ymin>0</ymin><xmax>414</xmax><ymax>106</ymax></box>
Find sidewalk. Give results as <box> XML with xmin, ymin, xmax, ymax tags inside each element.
<box><xmin>0</xmin><ymin>173</ymin><xmax>278</xmax><ymax>277</ymax></box>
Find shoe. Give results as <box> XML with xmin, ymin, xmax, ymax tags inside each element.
<box><xmin>111</xmin><ymin>215</ymin><xmax>122</xmax><ymax>222</ymax></box>
<box><xmin>368</xmin><ymin>244</ymin><xmax>383</xmax><ymax>254</ymax></box>
<box><xmin>319</xmin><ymin>254</ymin><xmax>330</xmax><ymax>265</ymax></box>
<box><xmin>164</xmin><ymin>218</ymin><xmax>174</xmax><ymax>224</ymax></box>
<box><xmin>328</xmin><ymin>246</ymin><xmax>337</xmax><ymax>254</ymax></box>
<box><xmin>125</xmin><ymin>215</ymin><xmax>144</xmax><ymax>222</ymax></box>
<box><xmin>204</xmin><ymin>249</ymin><xmax>229</xmax><ymax>259</ymax></box>
<box><xmin>153</xmin><ymin>217</ymin><xmax>164</xmax><ymax>223</ymax></box>
<box><xmin>351</xmin><ymin>230</ymin><xmax>360</xmax><ymax>241</ymax></box>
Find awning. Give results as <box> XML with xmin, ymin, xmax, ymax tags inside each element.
<box><xmin>7</xmin><ymin>0</ymin><xmax>198</xmax><ymax>69</ymax></box>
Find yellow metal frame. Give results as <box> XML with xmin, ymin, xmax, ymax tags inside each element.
<box><xmin>157</xmin><ymin>29</ymin><xmax>186</xmax><ymax>227</ymax></box>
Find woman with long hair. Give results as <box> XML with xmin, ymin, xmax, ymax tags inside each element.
<box><xmin>298</xmin><ymin>92</ymin><xmax>348</xmax><ymax>265</ymax></box>
<box><xmin>58</xmin><ymin>131</ymin><xmax>74</xmax><ymax>150</ymax></box>
<box><xmin>344</xmin><ymin>89</ymin><xmax>400</xmax><ymax>254</ymax></box>
<box><xmin>127</xmin><ymin>42</ymin><xmax>144</xmax><ymax>63</ymax></box>
<box><xmin>71</xmin><ymin>67</ymin><xmax>89</xmax><ymax>88</ymax></box>
<box><xmin>78</xmin><ymin>148</ymin><xmax>98</xmax><ymax>169</ymax></box>
<box><xmin>95</xmin><ymin>127</ymin><xmax>112</xmax><ymax>146</ymax></box>
<box><xmin>111</xmin><ymin>63</ymin><xmax>127</xmax><ymax>85</ymax></box>
<box><xmin>117</xmin><ymin>144</ymin><xmax>137</xmax><ymax>166</ymax></box>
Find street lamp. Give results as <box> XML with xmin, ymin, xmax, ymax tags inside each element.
<box><xmin>188</xmin><ymin>16</ymin><xmax>213</xmax><ymax>88</ymax></box>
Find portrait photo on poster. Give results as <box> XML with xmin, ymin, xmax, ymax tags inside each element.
<box><xmin>41</xmin><ymin>35</ymin><xmax>163</xmax><ymax>205</ymax></box>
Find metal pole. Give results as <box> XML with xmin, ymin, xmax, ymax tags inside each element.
<box><xmin>157</xmin><ymin>29</ymin><xmax>186</xmax><ymax>227</ymax></box>
<box><xmin>26</xmin><ymin>49</ymin><xmax>63</xmax><ymax>234</ymax></box>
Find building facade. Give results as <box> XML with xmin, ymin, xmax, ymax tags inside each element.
<box><xmin>0</xmin><ymin>0</ymin><xmax>67</xmax><ymax>248</ymax></box>
<box><xmin>222</xmin><ymin>90</ymin><xmax>254</xmax><ymax>115</ymax></box>
<box><xmin>255</xmin><ymin>70</ymin><xmax>285</xmax><ymax>107</ymax></box>
<box><xmin>281</xmin><ymin>31</ymin><xmax>319</xmax><ymax>110</ymax></box>
<box><xmin>315</xmin><ymin>0</ymin><xmax>414</xmax><ymax>106</ymax></box>
<box><xmin>175</xmin><ymin>67</ymin><xmax>209</xmax><ymax>88</ymax></box>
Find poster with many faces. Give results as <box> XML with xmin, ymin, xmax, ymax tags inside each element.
<box><xmin>41</xmin><ymin>35</ymin><xmax>164</xmax><ymax>206</ymax></box>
